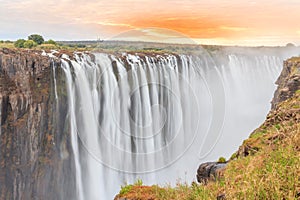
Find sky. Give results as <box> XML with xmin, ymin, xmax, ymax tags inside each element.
<box><xmin>1</xmin><ymin>0</ymin><xmax>300</xmax><ymax>46</ymax></box>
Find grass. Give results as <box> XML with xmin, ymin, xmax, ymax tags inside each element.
<box><xmin>115</xmin><ymin>91</ymin><xmax>300</xmax><ymax>200</ymax></box>
<box><xmin>224</xmin><ymin>91</ymin><xmax>300</xmax><ymax>199</ymax></box>
<box><xmin>0</xmin><ymin>42</ymin><xmax>14</xmax><ymax>49</ymax></box>
<box><xmin>0</xmin><ymin>41</ymin><xmax>91</xmax><ymax>51</ymax></box>
<box><xmin>115</xmin><ymin>181</ymin><xmax>222</xmax><ymax>200</ymax></box>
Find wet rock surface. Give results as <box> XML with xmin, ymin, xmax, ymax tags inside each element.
<box><xmin>0</xmin><ymin>48</ymin><xmax>75</xmax><ymax>200</ymax></box>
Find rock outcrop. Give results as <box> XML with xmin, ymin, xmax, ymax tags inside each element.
<box><xmin>271</xmin><ymin>57</ymin><xmax>300</xmax><ymax>109</ymax></box>
<box><xmin>196</xmin><ymin>162</ymin><xmax>227</xmax><ymax>184</ymax></box>
<box><xmin>0</xmin><ymin>48</ymin><xmax>75</xmax><ymax>200</ymax></box>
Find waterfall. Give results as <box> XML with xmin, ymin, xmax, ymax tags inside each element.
<box><xmin>52</xmin><ymin>60</ymin><xmax>58</xmax><ymax>101</ymax></box>
<box><xmin>61</xmin><ymin>59</ymin><xmax>85</xmax><ymax>200</ymax></box>
<box><xmin>60</xmin><ymin>47</ymin><xmax>296</xmax><ymax>199</ymax></box>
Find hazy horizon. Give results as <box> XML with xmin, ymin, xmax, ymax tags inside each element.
<box><xmin>1</xmin><ymin>0</ymin><xmax>300</xmax><ymax>46</ymax></box>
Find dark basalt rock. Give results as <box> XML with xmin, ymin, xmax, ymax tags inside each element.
<box><xmin>0</xmin><ymin>48</ymin><xmax>75</xmax><ymax>200</ymax></box>
<box><xmin>196</xmin><ymin>162</ymin><xmax>227</xmax><ymax>184</ymax></box>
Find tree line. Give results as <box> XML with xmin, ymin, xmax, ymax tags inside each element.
<box><xmin>14</xmin><ymin>34</ymin><xmax>56</xmax><ymax>48</ymax></box>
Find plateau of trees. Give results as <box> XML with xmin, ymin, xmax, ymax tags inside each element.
<box><xmin>14</xmin><ymin>34</ymin><xmax>57</xmax><ymax>49</ymax></box>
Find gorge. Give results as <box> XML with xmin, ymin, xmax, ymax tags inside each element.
<box><xmin>0</xmin><ymin>45</ymin><xmax>299</xmax><ymax>199</ymax></box>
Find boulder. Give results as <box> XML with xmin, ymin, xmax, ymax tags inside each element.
<box><xmin>196</xmin><ymin>162</ymin><xmax>227</xmax><ymax>184</ymax></box>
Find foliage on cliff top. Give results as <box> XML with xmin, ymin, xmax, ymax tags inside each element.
<box><xmin>0</xmin><ymin>41</ymin><xmax>14</xmax><ymax>49</ymax></box>
<box><xmin>28</xmin><ymin>34</ymin><xmax>44</xmax><ymax>45</ymax></box>
<box><xmin>115</xmin><ymin>91</ymin><xmax>300</xmax><ymax>199</ymax></box>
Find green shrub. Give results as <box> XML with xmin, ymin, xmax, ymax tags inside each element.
<box><xmin>23</xmin><ymin>40</ymin><xmax>37</xmax><ymax>48</ymax></box>
<box><xmin>218</xmin><ymin>157</ymin><xmax>226</xmax><ymax>163</ymax></box>
<box><xmin>230</xmin><ymin>152</ymin><xmax>237</xmax><ymax>160</ymax></box>
<box><xmin>44</xmin><ymin>39</ymin><xmax>57</xmax><ymax>45</ymax></box>
<box><xmin>119</xmin><ymin>184</ymin><xmax>133</xmax><ymax>196</ymax></box>
<box><xmin>14</xmin><ymin>39</ymin><xmax>26</xmax><ymax>48</ymax></box>
<box><xmin>134</xmin><ymin>179</ymin><xmax>143</xmax><ymax>186</ymax></box>
<box><xmin>28</xmin><ymin>34</ymin><xmax>44</xmax><ymax>45</ymax></box>
<box><xmin>0</xmin><ymin>40</ymin><xmax>3</xmax><ymax>43</ymax></box>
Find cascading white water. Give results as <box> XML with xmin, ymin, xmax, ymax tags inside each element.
<box><xmin>61</xmin><ymin>47</ymin><xmax>298</xmax><ymax>199</ymax></box>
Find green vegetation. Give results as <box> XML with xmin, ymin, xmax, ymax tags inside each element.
<box><xmin>0</xmin><ymin>41</ymin><xmax>14</xmax><ymax>48</ymax></box>
<box><xmin>14</xmin><ymin>39</ymin><xmax>26</xmax><ymax>48</ymax></box>
<box><xmin>44</xmin><ymin>39</ymin><xmax>57</xmax><ymax>45</ymax></box>
<box><xmin>28</xmin><ymin>34</ymin><xmax>44</xmax><ymax>45</ymax></box>
<box><xmin>0</xmin><ymin>37</ymin><xmax>249</xmax><ymax>54</ymax></box>
<box><xmin>217</xmin><ymin>157</ymin><xmax>226</xmax><ymax>163</ymax></box>
<box><xmin>14</xmin><ymin>39</ymin><xmax>37</xmax><ymax>49</ymax></box>
<box><xmin>8</xmin><ymin>34</ymin><xmax>59</xmax><ymax>49</ymax></box>
<box><xmin>23</xmin><ymin>40</ymin><xmax>37</xmax><ymax>49</ymax></box>
<box><xmin>93</xmin><ymin>42</ymin><xmax>205</xmax><ymax>54</ymax></box>
<box><xmin>115</xmin><ymin>180</ymin><xmax>223</xmax><ymax>200</ymax></box>
<box><xmin>116</xmin><ymin>90</ymin><xmax>300</xmax><ymax>199</ymax></box>
<box><xmin>119</xmin><ymin>179</ymin><xmax>144</xmax><ymax>196</ymax></box>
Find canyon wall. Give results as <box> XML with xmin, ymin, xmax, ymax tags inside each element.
<box><xmin>0</xmin><ymin>47</ymin><xmax>298</xmax><ymax>200</ymax></box>
<box><xmin>0</xmin><ymin>48</ymin><xmax>74</xmax><ymax>200</ymax></box>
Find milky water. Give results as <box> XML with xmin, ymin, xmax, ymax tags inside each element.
<box><xmin>60</xmin><ymin>47</ymin><xmax>299</xmax><ymax>199</ymax></box>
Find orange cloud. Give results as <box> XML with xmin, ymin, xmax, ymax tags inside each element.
<box><xmin>1</xmin><ymin>0</ymin><xmax>300</xmax><ymax>45</ymax></box>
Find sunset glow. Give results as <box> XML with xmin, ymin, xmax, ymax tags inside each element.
<box><xmin>1</xmin><ymin>0</ymin><xmax>300</xmax><ymax>46</ymax></box>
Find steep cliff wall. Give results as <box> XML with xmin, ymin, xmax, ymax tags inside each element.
<box><xmin>0</xmin><ymin>48</ymin><xmax>75</xmax><ymax>200</ymax></box>
<box><xmin>271</xmin><ymin>57</ymin><xmax>300</xmax><ymax>109</ymax></box>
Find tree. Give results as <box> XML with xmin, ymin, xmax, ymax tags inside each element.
<box><xmin>28</xmin><ymin>34</ymin><xmax>44</xmax><ymax>45</ymax></box>
<box><xmin>14</xmin><ymin>39</ymin><xmax>26</xmax><ymax>48</ymax></box>
<box><xmin>44</xmin><ymin>39</ymin><xmax>57</xmax><ymax>45</ymax></box>
<box><xmin>23</xmin><ymin>40</ymin><xmax>37</xmax><ymax>49</ymax></box>
<box><xmin>286</xmin><ymin>43</ymin><xmax>295</xmax><ymax>47</ymax></box>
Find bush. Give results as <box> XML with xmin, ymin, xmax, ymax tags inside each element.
<box><xmin>0</xmin><ymin>40</ymin><xmax>3</xmax><ymax>43</ymax></box>
<box><xmin>28</xmin><ymin>34</ymin><xmax>44</xmax><ymax>45</ymax></box>
<box><xmin>218</xmin><ymin>157</ymin><xmax>226</xmax><ymax>163</ymax></box>
<box><xmin>14</xmin><ymin>39</ymin><xmax>26</xmax><ymax>48</ymax></box>
<box><xmin>44</xmin><ymin>39</ymin><xmax>57</xmax><ymax>45</ymax></box>
<box><xmin>39</xmin><ymin>44</ymin><xmax>57</xmax><ymax>50</ymax></box>
<box><xmin>23</xmin><ymin>40</ymin><xmax>37</xmax><ymax>48</ymax></box>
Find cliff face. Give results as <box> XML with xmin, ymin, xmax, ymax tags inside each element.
<box><xmin>0</xmin><ymin>48</ymin><xmax>75</xmax><ymax>200</ymax></box>
<box><xmin>271</xmin><ymin>57</ymin><xmax>300</xmax><ymax>109</ymax></box>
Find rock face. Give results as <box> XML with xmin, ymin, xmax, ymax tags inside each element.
<box><xmin>0</xmin><ymin>48</ymin><xmax>75</xmax><ymax>200</ymax></box>
<box><xmin>271</xmin><ymin>58</ymin><xmax>300</xmax><ymax>109</ymax></box>
<box><xmin>196</xmin><ymin>162</ymin><xmax>226</xmax><ymax>184</ymax></box>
